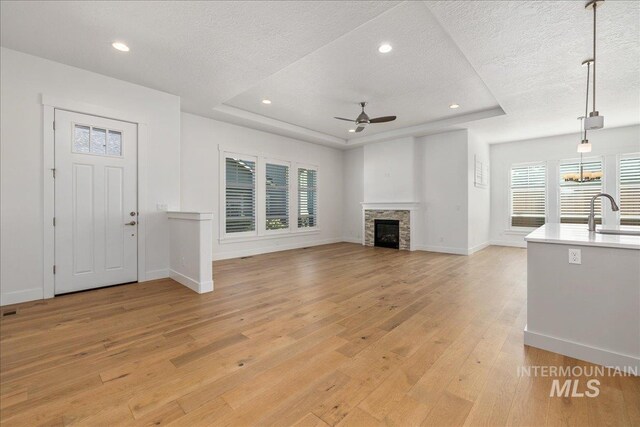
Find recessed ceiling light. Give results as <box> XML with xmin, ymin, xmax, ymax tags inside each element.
<box><xmin>262</xmin><ymin>99</ymin><xmax>272</xmax><ymax>105</ymax></box>
<box><xmin>112</xmin><ymin>42</ymin><xmax>130</xmax><ymax>52</ymax></box>
<box><xmin>449</xmin><ymin>103</ymin><xmax>460</xmax><ymax>109</ymax></box>
<box><xmin>378</xmin><ymin>43</ymin><xmax>392</xmax><ymax>53</ymax></box>
<box><xmin>348</xmin><ymin>129</ymin><xmax>356</xmax><ymax>133</ymax></box>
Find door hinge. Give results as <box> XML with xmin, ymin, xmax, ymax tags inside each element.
<box><xmin>53</xmin><ymin>217</ymin><xmax>56</xmax><ymax>226</ymax></box>
<box><xmin>52</xmin><ymin>168</ymin><xmax>56</xmax><ymax>179</ymax></box>
<box><xmin>53</xmin><ymin>121</ymin><xmax>55</xmax><ymax>130</ymax></box>
<box><xmin>53</xmin><ymin>265</ymin><xmax>56</xmax><ymax>274</ymax></box>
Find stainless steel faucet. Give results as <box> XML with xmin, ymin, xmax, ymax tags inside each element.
<box><xmin>588</xmin><ymin>193</ymin><xmax>619</xmax><ymax>232</ymax></box>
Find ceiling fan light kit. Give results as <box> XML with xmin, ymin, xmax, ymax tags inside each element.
<box><xmin>334</xmin><ymin>101</ymin><xmax>397</xmax><ymax>133</ymax></box>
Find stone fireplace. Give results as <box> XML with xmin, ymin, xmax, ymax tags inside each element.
<box><xmin>362</xmin><ymin>202</ymin><xmax>419</xmax><ymax>251</ymax></box>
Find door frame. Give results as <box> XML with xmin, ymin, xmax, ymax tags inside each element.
<box><xmin>42</xmin><ymin>95</ymin><xmax>149</xmax><ymax>299</ymax></box>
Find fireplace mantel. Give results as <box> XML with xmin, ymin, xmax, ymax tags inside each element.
<box><xmin>361</xmin><ymin>202</ymin><xmax>420</xmax><ymax>211</ymax></box>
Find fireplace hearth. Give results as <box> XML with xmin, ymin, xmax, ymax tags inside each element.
<box><xmin>374</xmin><ymin>219</ymin><xmax>400</xmax><ymax>249</ymax></box>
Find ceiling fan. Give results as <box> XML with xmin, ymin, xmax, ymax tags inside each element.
<box><xmin>334</xmin><ymin>102</ymin><xmax>396</xmax><ymax>133</ymax></box>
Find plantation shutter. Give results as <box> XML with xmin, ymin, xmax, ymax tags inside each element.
<box><xmin>266</xmin><ymin>163</ymin><xmax>289</xmax><ymax>230</ymax></box>
<box><xmin>620</xmin><ymin>155</ymin><xmax>640</xmax><ymax>226</ymax></box>
<box><xmin>559</xmin><ymin>159</ymin><xmax>603</xmax><ymax>224</ymax></box>
<box><xmin>225</xmin><ymin>157</ymin><xmax>256</xmax><ymax>233</ymax></box>
<box><xmin>510</xmin><ymin>164</ymin><xmax>546</xmax><ymax>227</ymax></box>
<box><xmin>298</xmin><ymin>168</ymin><xmax>317</xmax><ymax>228</ymax></box>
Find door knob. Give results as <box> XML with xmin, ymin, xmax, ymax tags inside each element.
<box><xmin>125</xmin><ymin>221</ymin><xmax>137</xmax><ymax>226</ymax></box>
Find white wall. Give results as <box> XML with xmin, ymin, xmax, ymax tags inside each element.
<box><xmin>416</xmin><ymin>130</ymin><xmax>470</xmax><ymax>253</ymax></box>
<box><xmin>467</xmin><ymin>131</ymin><xmax>491</xmax><ymax>252</ymax></box>
<box><xmin>342</xmin><ymin>147</ymin><xmax>364</xmax><ymax>243</ymax></box>
<box><xmin>343</xmin><ymin>129</ymin><xmax>483</xmax><ymax>255</ymax></box>
<box><xmin>180</xmin><ymin>112</ymin><xmax>344</xmax><ymax>260</ymax></box>
<box><xmin>0</xmin><ymin>48</ymin><xmax>181</xmax><ymax>305</ymax></box>
<box><xmin>490</xmin><ymin>125</ymin><xmax>640</xmax><ymax>247</ymax></box>
<box><xmin>363</xmin><ymin>137</ymin><xmax>417</xmax><ymax>203</ymax></box>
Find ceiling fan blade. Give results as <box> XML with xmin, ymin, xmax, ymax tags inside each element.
<box><xmin>355</xmin><ymin>126</ymin><xmax>366</xmax><ymax>133</ymax></box>
<box><xmin>369</xmin><ymin>116</ymin><xmax>397</xmax><ymax>123</ymax></box>
<box><xmin>334</xmin><ymin>117</ymin><xmax>355</xmax><ymax>122</ymax></box>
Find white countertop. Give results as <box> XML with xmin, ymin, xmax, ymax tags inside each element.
<box><xmin>525</xmin><ymin>223</ymin><xmax>640</xmax><ymax>250</ymax></box>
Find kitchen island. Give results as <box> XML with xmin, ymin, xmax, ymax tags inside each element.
<box><xmin>525</xmin><ymin>223</ymin><xmax>640</xmax><ymax>373</ymax></box>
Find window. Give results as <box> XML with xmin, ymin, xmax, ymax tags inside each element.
<box><xmin>225</xmin><ymin>157</ymin><xmax>256</xmax><ymax>233</ymax></box>
<box><xmin>221</xmin><ymin>152</ymin><xmax>318</xmax><ymax>239</ymax></box>
<box><xmin>73</xmin><ymin>124</ymin><xmax>122</xmax><ymax>156</ymax></box>
<box><xmin>510</xmin><ymin>164</ymin><xmax>546</xmax><ymax>228</ymax></box>
<box><xmin>298</xmin><ymin>168</ymin><xmax>317</xmax><ymax>228</ymax></box>
<box><xmin>619</xmin><ymin>155</ymin><xmax>640</xmax><ymax>226</ymax></box>
<box><xmin>265</xmin><ymin>163</ymin><xmax>289</xmax><ymax>230</ymax></box>
<box><xmin>559</xmin><ymin>159</ymin><xmax>603</xmax><ymax>224</ymax></box>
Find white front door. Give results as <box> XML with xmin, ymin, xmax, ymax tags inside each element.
<box><xmin>54</xmin><ymin>110</ymin><xmax>138</xmax><ymax>294</ymax></box>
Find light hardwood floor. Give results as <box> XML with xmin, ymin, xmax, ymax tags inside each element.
<box><xmin>1</xmin><ymin>243</ymin><xmax>638</xmax><ymax>426</ymax></box>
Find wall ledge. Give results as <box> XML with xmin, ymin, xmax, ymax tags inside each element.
<box><xmin>167</xmin><ymin>211</ymin><xmax>213</xmax><ymax>220</ymax></box>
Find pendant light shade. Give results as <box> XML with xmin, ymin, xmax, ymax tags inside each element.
<box><xmin>577</xmin><ymin>116</ymin><xmax>591</xmax><ymax>153</ymax></box>
<box><xmin>577</xmin><ymin>140</ymin><xmax>592</xmax><ymax>153</ymax></box>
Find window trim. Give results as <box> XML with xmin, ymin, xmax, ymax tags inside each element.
<box><xmin>557</xmin><ymin>155</ymin><xmax>605</xmax><ymax>225</ymax></box>
<box><xmin>296</xmin><ymin>164</ymin><xmax>319</xmax><ymax>231</ymax></box>
<box><xmin>218</xmin><ymin>147</ymin><xmax>320</xmax><ymax>243</ymax></box>
<box><xmin>221</xmin><ymin>151</ymin><xmax>258</xmax><ymax>239</ymax></box>
<box><xmin>508</xmin><ymin>161</ymin><xmax>547</xmax><ymax>232</ymax></box>
<box><xmin>618</xmin><ymin>152</ymin><xmax>640</xmax><ymax>226</ymax></box>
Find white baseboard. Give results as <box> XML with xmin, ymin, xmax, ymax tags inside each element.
<box><xmin>213</xmin><ymin>237</ymin><xmax>343</xmax><ymax>261</ymax></box>
<box><xmin>341</xmin><ymin>240</ymin><xmax>490</xmax><ymax>255</ymax></box>
<box><xmin>490</xmin><ymin>239</ymin><xmax>527</xmax><ymax>248</ymax></box>
<box><xmin>341</xmin><ymin>236</ymin><xmax>362</xmax><ymax>244</ymax></box>
<box><xmin>169</xmin><ymin>269</ymin><xmax>213</xmax><ymax>294</ymax></box>
<box><xmin>524</xmin><ymin>326</ymin><xmax>639</xmax><ymax>375</ymax></box>
<box><xmin>1</xmin><ymin>287</ymin><xmax>43</xmax><ymax>306</ymax></box>
<box><xmin>468</xmin><ymin>242</ymin><xmax>490</xmax><ymax>255</ymax></box>
<box><xmin>414</xmin><ymin>244</ymin><xmax>468</xmax><ymax>255</ymax></box>
<box><xmin>144</xmin><ymin>269</ymin><xmax>169</xmax><ymax>281</ymax></box>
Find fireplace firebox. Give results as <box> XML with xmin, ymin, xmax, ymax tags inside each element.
<box><xmin>374</xmin><ymin>219</ymin><xmax>400</xmax><ymax>249</ymax></box>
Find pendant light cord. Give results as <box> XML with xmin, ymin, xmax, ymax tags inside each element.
<box><xmin>584</xmin><ymin>63</ymin><xmax>590</xmax><ymax>140</ymax></box>
<box><xmin>592</xmin><ymin>3</ymin><xmax>597</xmax><ymax>114</ymax></box>
<box><xmin>580</xmin><ymin>152</ymin><xmax>584</xmax><ymax>182</ymax></box>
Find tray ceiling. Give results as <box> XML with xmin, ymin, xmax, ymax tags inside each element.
<box><xmin>1</xmin><ymin>1</ymin><xmax>638</xmax><ymax>146</ymax></box>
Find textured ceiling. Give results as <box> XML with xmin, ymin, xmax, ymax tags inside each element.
<box><xmin>0</xmin><ymin>0</ymin><xmax>398</xmax><ymax>117</ymax></box>
<box><xmin>224</xmin><ymin>1</ymin><xmax>500</xmax><ymax>138</ymax></box>
<box><xmin>1</xmin><ymin>1</ymin><xmax>639</xmax><ymax>146</ymax></box>
<box><xmin>426</xmin><ymin>0</ymin><xmax>640</xmax><ymax>143</ymax></box>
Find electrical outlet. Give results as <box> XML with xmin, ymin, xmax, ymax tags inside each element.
<box><xmin>568</xmin><ymin>248</ymin><xmax>581</xmax><ymax>264</ymax></box>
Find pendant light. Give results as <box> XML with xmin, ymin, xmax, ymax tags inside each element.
<box><xmin>577</xmin><ymin>116</ymin><xmax>591</xmax><ymax>153</ymax></box>
<box><xmin>577</xmin><ymin>59</ymin><xmax>593</xmax><ymax>153</ymax></box>
<box><xmin>583</xmin><ymin>0</ymin><xmax>604</xmax><ymax>130</ymax></box>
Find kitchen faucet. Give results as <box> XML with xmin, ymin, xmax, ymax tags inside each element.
<box><xmin>588</xmin><ymin>193</ymin><xmax>619</xmax><ymax>232</ymax></box>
